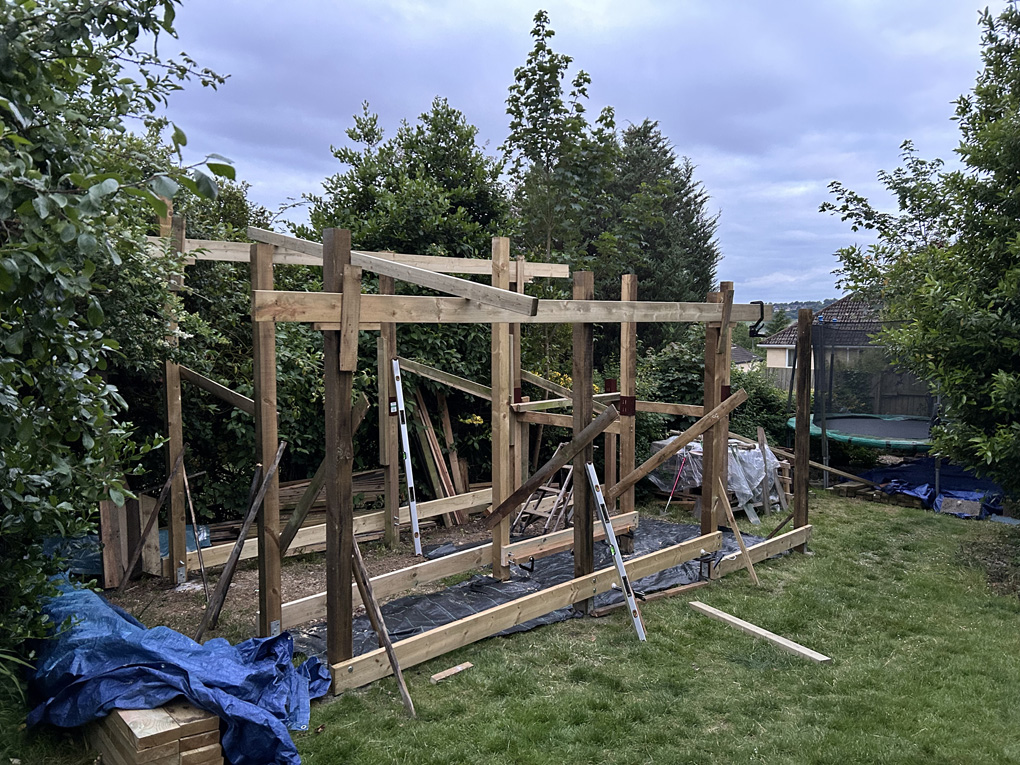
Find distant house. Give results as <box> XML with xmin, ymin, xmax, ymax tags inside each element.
<box><xmin>758</xmin><ymin>294</ymin><xmax>881</xmax><ymax>372</ymax></box>
<box><xmin>730</xmin><ymin>344</ymin><xmax>762</xmax><ymax>371</ymax></box>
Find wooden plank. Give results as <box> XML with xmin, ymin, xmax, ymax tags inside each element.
<box><xmin>431</xmin><ymin>662</ymin><xmax>473</xmax><ymax>684</ymax></box>
<box><xmin>396</xmin><ymin>356</ymin><xmax>492</xmax><ymax>400</ymax></box>
<box><xmin>757</xmin><ymin>426</ymin><xmax>773</xmax><ymax>516</ymax></box>
<box><xmin>438</xmin><ymin>392</ymin><xmax>467</xmax><ymax>494</ymax></box>
<box><xmin>702</xmin><ymin>290</ymin><xmax>721</xmax><ymax>533</ymax></box>
<box><xmin>162</xmin><ymin>700</ymin><xmax>219</xmax><ymax>737</ymax></box>
<box><xmin>572</xmin><ymin>271</ymin><xmax>595</xmax><ymax>612</ymax></box>
<box><xmin>794</xmin><ymin>309</ymin><xmax>812</xmax><ymax>552</ymax></box>
<box><xmin>379</xmin><ymin>275</ymin><xmax>400</xmax><ymax>548</ymax></box>
<box><xmin>252</xmin><ymin>291</ymin><xmax>769</xmax><ymax>325</ymax></box>
<box><xmin>243</xmin><ymin>227</ymin><xmax>569</xmax><ymax>279</ymax></box>
<box><xmin>181</xmin><ymin>489</ymin><xmax>494</xmax><ymax>573</ymax></box>
<box><xmin>108</xmin><ymin>707</ymin><xmax>181</xmax><ymax>750</ymax></box>
<box><xmin>689</xmin><ymin>601</ymin><xmax>831</xmax><ymax>663</ymax></box>
<box><xmin>712</xmin><ymin>525</ymin><xmax>813</xmax><ymax>578</ymax></box>
<box><xmin>352</xmin><ymin>538</ymin><xmax>416</xmax><ymax>716</ymax></box>
<box><xmin>100</xmin><ymin>498</ymin><xmax>128</xmax><ymax>589</ymax></box>
<box><xmin>338</xmin><ymin>264</ymin><xmax>362</xmax><ymax>372</ymax></box>
<box><xmin>605</xmin><ymin>390</ymin><xmax>748</xmax><ymax>505</ymax></box>
<box><xmin>521</xmin><ymin>370</ymin><xmax>608</xmax><ymax>414</ymax></box>
<box><xmin>716</xmin><ymin>476</ymin><xmax>759</xmax><ymax>586</ymax></box>
<box><xmin>179</xmin><ymin>365</ymin><xmax>255</xmax><ymax>415</ymax></box>
<box><xmin>117</xmin><ymin>453</ymin><xmax>184</xmax><ymax>595</ymax></box>
<box><xmin>415</xmin><ymin>389</ymin><xmax>456</xmax><ymax>499</ymax></box>
<box><xmin>91</xmin><ymin>718</ymin><xmax>179</xmax><ymax>765</ymax></box>
<box><xmin>252</xmin><ymin>241</ymin><xmax>282</xmax><ymax>636</ymax></box>
<box><xmin>515</xmin><ymin>410</ymin><xmax>622</xmax><ymax>433</ymax></box>
<box><xmin>502</xmin><ymin>511</ymin><xmax>638</xmax><ymax>568</ymax></box>
<box><xmin>178</xmin><ymin>730</ymin><xmax>219</xmax><ymax>752</ymax></box>
<box><xmin>180</xmin><ymin>743</ymin><xmax>222</xmax><ymax>765</ymax></box>
<box><xmin>138</xmin><ymin>494</ymin><xmax>161</xmax><ymax>576</ymax></box>
<box><xmin>486</xmin><ymin>405</ymin><xmax>620</xmax><ymax>529</ymax></box>
<box><xmin>281</xmin><ymin>540</ymin><xmax>492</xmax><ymax>629</ymax></box>
<box><xmin>634</xmin><ymin>400</ymin><xmax>704</xmax><ymax>416</ymax></box>
<box><xmin>323</xmin><ymin>229</ymin><xmax>354</xmax><ymax>664</ymax></box>
<box><xmin>591</xmin><ymin>580</ymin><xmax>709</xmax><ymax>617</ymax></box>
<box><xmin>620</xmin><ymin>274</ymin><xmax>638</xmax><ymax>516</ymax></box>
<box><xmin>165</xmin><ymin>360</ymin><xmax>187</xmax><ymax>584</ymax></box>
<box><xmin>331</xmin><ymin>531</ymin><xmax>723</xmax><ymax>692</ymax></box>
<box><xmin>490</xmin><ymin>237</ymin><xmax>512</xmax><ymax>580</ymax></box>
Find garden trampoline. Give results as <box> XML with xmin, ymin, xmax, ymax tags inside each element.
<box><xmin>787</xmin><ymin>413</ymin><xmax>931</xmax><ymax>453</ymax></box>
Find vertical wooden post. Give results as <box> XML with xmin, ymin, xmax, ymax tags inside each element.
<box><xmin>701</xmin><ymin>289</ymin><xmax>721</xmax><ymax>534</ymax></box>
<box><xmin>573</xmin><ymin>271</ymin><xmax>595</xmax><ymax>613</ymax></box>
<box><xmin>377</xmin><ymin>275</ymin><xmax>399</xmax><ymax>548</ymax></box>
<box><xmin>513</xmin><ymin>255</ymin><xmax>528</xmax><ymax>485</ymax></box>
<box><xmin>794</xmin><ymin>308</ymin><xmax>812</xmax><ymax>553</ymax></box>
<box><xmin>717</xmin><ymin>281</ymin><xmax>735</xmax><ymax>508</ymax></box>
<box><xmin>165</xmin><ymin>213</ymin><xmax>187</xmax><ymax>584</ymax></box>
<box><xmin>252</xmin><ymin>241</ymin><xmax>281</xmax><ymax>636</ymax></box>
<box><xmin>619</xmin><ymin>274</ymin><xmax>638</xmax><ymax>515</ymax></box>
<box><xmin>324</xmin><ymin>229</ymin><xmax>356</xmax><ymax>663</ymax></box>
<box><xmin>99</xmin><ymin>498</ymin><xmax>128</xmax><ymax>589</ymax></box>
<box><xmin>490</xmin><ymin>237</ymin><xmax>512</xmax><ymax>581</ymax></box>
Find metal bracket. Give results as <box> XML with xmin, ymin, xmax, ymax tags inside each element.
<box><xmin>748</xmin><ymin>300</ymin><xmax>767</xmax><ymax>337</ymax></box>
<box><xmin>619</xmin><ymin>395</ymin><xmax>636</xmax><ymax>416</ymax></box>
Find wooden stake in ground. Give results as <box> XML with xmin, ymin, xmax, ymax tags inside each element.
<box><xmin>351</xmin><ymin>539</ymin><xmax>416</xmax><ymax>717</ymax></box>
<box><xmin>116</xmin><ymin>451</ymin><xmax>185</xmax><ymax>595</ymax></box>
<box><xmin>181</xmin><ymin>463</ymin><xmax>210</xmax><ymax>602</ymax></box>
<box><xmin>715</xmin><ymin>476</ymin><xmax>760</xmax><ymax>586</ymax></box>
<box><xmin>195</xmin><ymin>442</ymin><xmax>287</xmax><ymax>642</ymax></box>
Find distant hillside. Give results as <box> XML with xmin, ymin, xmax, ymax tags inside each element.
<box><xmin>771</xmin><ymin>298</ymin><xmax>839</xmax><ymax>314</ymax></box>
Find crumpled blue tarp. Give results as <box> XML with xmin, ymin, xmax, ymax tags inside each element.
<box><xmin>27</xmin><ymin>581</ymin><xmax>330</xmax><ymax>765</ymax></box>
<box><xmin>861</xmin><ymin>457</ymin><xmax>1005</xmax><ymax>519</ymax></box>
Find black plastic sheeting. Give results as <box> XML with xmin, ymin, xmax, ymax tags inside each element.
<box><xmin>292</xmin><ymin>519</ymin><xmax>765</xmax><ymax>661</ymax></box>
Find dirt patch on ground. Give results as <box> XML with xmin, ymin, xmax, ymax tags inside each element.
<box><xmin>108</xmin><ymin>518</ymin><xmax>493</xmax><ymax>644</ymax></box>
<box><xmin>964</xmin><ymin>524</ymin><xmax>1020</xmax><ymax>598</ymax></box>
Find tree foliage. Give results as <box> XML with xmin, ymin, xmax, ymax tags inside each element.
<box><xmin>822</xmin><ymin>7</ymin><xmax>1020</xmax><ymax>495</ymax></box>
<box><xmin>0</xmin><ymin>0</ymin><xmax>228</xmax><ymax>669</ymax></box>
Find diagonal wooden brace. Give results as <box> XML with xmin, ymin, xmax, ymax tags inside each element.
<box><xmin>485</xmin><ymin>405</ymin><xmax>620</xmax><ymax>529</ymax></box>
<box><xmin>604</xmin><ymin>388</ymin><xmax>748</xmax><ymax>505</ymax></box>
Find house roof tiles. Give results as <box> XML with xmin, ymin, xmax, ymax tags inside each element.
<box><xmin>759</xmin><ymin>294</ymin><xmax>882</xmax><ymax>348</ymax></box>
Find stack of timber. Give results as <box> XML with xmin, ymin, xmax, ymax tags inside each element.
<box><xmin>828</xmin><ymin>480</ymin><xmax>924</xmax><ymax>508</ymax></box>
<box><xmin>86</xmin><ymin>700</ymin><xmax>222</xmax><ymax>765</ymax></box>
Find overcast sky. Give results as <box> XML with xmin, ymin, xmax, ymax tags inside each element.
<box><xmin>165</xmin><ymin>0</ymin><xmax>1004</xmax><ymax>303</ymax></box>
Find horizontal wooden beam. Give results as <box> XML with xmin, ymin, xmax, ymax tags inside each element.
<box><xmin>502</xmin><ymin>512</ymin><xmax>638</xmax><ymax>568</ymax></box>
<box><xmin>396</xmin><ymin>357</ymin><xmax>492</xmax><ymax>401</ymax></box>
<box><xmin>512</xmin><ymin>392</ymin><xmax>619</xmax><ymax>412</ymax></box>
<box><xmin>246</xmin><ymin>227</ymin><xmax>569</xmax><ymax>279</ymax></box>
<box><xmin>689</xmin><ymin>601</ymin><xmax>831</xmax><ymax>663</ymax></box>
<box><xmin>252</xmin><ymin>292</ymin><xmax>770</xmax><ymax>326</ymax></box>
<box><xmin>635</xmin><ymin>400</ymin><xmax>704</xmax><ymax>417</ymax></box>
<box><xmin>178</xmin><ymin>366</ymin><xmax>254</xmax><ymax>415</ymax></box>
<box><xmin>146</xmin><ymin>236</ymin><xmax>318</xmax><ymax>266</ymax></box>
<box><xmin>281</xmin><ymin>543</ymin><xmax>492</xmax><ymax>629</ymax></box>
<box><xmin>165</xmin><ymin>489</ymin><xmax>492</xmax><ymax>574</ymax></box>
<box><xmin>515</xmin><ymin>410</ymin><xmax>622</xmax><ymax>434</ymax></box>
<box><xmin>606</xmin><ymin>389</ymin><xmax>748</xmax><ymax>505</ymax></box>
<box><xmin>331</xmin><ymin>531</ymin><xmax>723</xmax><ymax>691</ymax></box>
<box><xmin>522</xmin><ymin>370</ymin><xmax>608</xmax><ymax>413</ymax></box>
<box><xmin>711</xmin><ymin>525</ymin><xmax>812</xmax><ymax>578</ymax></box>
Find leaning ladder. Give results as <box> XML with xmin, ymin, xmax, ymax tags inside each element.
<box><xmin>583</xmin><ymin>461</ymin><xmax>646</xmax><ymax>641</ymax></box>
<box><xmin>392</xmin><ymin>359</ymin><xmax>423</xmax><ymax>556</ymax></box>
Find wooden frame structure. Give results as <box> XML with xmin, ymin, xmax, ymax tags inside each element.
<box><xmin>137</xmin><ymin>223</ymin><xmax>817</xmax><ymax>695</ymax></box>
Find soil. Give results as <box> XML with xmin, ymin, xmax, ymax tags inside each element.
<box><xmin>965</xmin><ymin>524</ymin><xmax>1020</xmax><ymax>599</ymax></box>
<box><xmin>108</xmin><ymin>517</ymin><xmax>494</xmax><ymax>645</ymax></box>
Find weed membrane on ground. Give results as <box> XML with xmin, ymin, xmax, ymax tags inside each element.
<box><xmin>292</xmin><ymin>519</ymin><xmax>762</xmax><ymax>660</ymax></box>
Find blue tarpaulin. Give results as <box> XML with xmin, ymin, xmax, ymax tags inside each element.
<box><xmin>28</xmin><ymin>581</ymin><xmax>330</xmax><ymax>765</ymax></box>
<box><xmin>860</xmin><ymin>457</ymin><xmax>1005</xmax><ymax>519</ymax></box>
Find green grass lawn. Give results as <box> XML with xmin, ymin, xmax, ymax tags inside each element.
<box><xmin>6</xmin><ymin>490</ymin><xmax>1020</xmax><ymax>764</ymax></box>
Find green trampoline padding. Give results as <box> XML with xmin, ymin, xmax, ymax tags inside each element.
<box><xmin>786</xmin><ymin>413</ymin><xmax>931</xmax><ymax>452</ymax></box>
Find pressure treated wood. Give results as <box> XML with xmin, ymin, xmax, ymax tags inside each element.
<box><xmin>620</xmin><ymin>274</ymin><xmax>637</xmax><ymax>515</ymax></box>
<box><xmin>396</xmin><ymin>356</ymin><xmax>492</xmax><ymax>400</ymax></box>
<box><xmin>515</xmin><ymin>410</ymin><xmax>622</xmax><ymax>433</ymax></box>
<box><xmin>712</xmin><ymin>525</ymin><xmax>813</xmax><ymax>578</ymax></box>
<box><xmin>179</xmin><ymin>366</ymin><xmax>255</xmax><ymax>415</ymax></box>
<box><xmin>794</xmin><ymin>309</ymin><xmax>812</xmax><ymax>552</ymax></box>
<box><xmin>605</xmin><ymin>389</ymin><xmax>748</xmax><ymax>505</ymax></box>
<box><xmin>431</xmin><ymin>662</ymin><xmax>473</xmax><ymax>684</ymax></box>
<box><xmin>252</xmin><ymin>291</ymin><xmax>769</xmax><ymax>326</ymax></box>
<box><xmin>251</xmin><ymin>241</ymin><xmax>281</xmax><ymax>635</ymax></box>
<box><xmin>716</xmin><ymin>476</ymin><xmax>760</xmax><ymax>586</ymax></box>
<box><xmin>501</xmin><ymin>511</ymin><xmax>638</xmax><ymax>567</ymax></box>
<box><xmin>281</xmin><ymin>542</ymin><xmax>492</xmax><ymax>629</ymax></box>
<box><xmin>634</xmin><ymin>401</ymin><xmax>704</xmax><ymax>416</ymax></box>
<box><xmin>572</xmin><ymin>272</ymin><xmax>595</xmax><ymax>612</ymax></box>
<box><xmin>244</xmin><ymin>227</ymin><xmax>569</xmax><ymax>279</ymax></box>
<box><xmin>330</xmin><ymin>531</ymin><xmax>723</xmax><ymax>692</ymax></box>
<box><xmin>323</xmin><ymin>229</ymin><xmax>355</xmax><ymax>663</ymax></box>
<box><xmin>486</xmin><ymin>405</ymin><xmax>619</xmax><ymax>529</ymax></box>
<box><xmin>689</xmin><ymin>601</ymin><xmax>831</xmax><ymax>663</ymax></box>
<box><xmin>490</xmin><ymin>237</ymin><xmax>512</xmax><ymax>580</ymax></box>
<box><xmin>378</xmin><ymin>275</ymin><xmax>400</xmax><ymax>548</ymax></box>
<box><xmin>701</xmin><ymin>291</ymin><xmax>721</xmax><ymax>533</ymax></box>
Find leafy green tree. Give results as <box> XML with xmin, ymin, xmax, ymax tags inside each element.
<box><xmin>822</xmin><ymin>7</ymin><xmax>1020</xmax><ymax>495</ymax></box>
<box><xmin>0</xmin><ymin>0</ymin><xmax>228</xmax><ymax>675</ymax></box>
